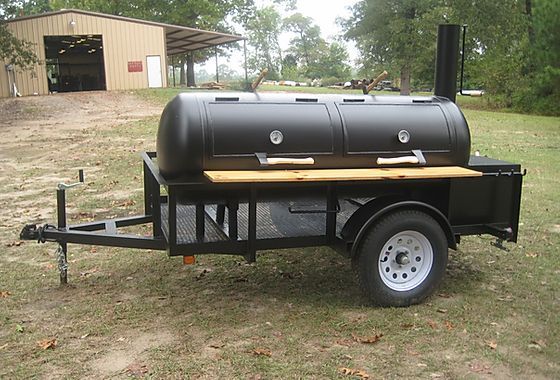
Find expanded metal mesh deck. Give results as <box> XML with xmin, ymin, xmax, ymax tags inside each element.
<box><xmin>160</xmin><ymin>200</ymin><xmax>361</xmax><ymax>245</ymax></box>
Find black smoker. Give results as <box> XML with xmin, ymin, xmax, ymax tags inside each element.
<box><xmin>157</xmin><ymin>25</ymin><xmax>465</xmax><ymax>180</ymax></box>
<box><xmin>19</xmin><ymin>25</ymin><xmax>523</xmax><ymax>307</ymax></box>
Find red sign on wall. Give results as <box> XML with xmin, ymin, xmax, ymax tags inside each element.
<box><xmin>128</xmin><ymin>61</ymin><xmax>143</xmax><ymax>72</ymax></box>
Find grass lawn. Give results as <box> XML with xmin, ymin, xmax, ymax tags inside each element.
<box><xmin>0</xmin><ymin>87</ymin><xmax>558</xmax><ymax>379</ymax></box>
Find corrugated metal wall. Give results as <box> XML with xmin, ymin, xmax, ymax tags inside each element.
<box><xmin>1</xmin><ymin>11</ymin><xmax>167</xmax><ymax>97</ymax></box>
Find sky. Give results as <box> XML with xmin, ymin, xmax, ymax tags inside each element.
<box><xmin>200</xmin><ymin>0</ymin><xmax>360</xmax><ymax>77</ymax></box>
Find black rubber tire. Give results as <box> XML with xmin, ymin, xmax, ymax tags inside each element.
<box><xmin>353</xmin><ymin>210</ymin><xmax>448</xmax><ymax>307</ymax></box>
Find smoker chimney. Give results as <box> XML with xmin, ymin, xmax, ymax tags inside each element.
<box><xmin>434</xmin><ymin>24</ymin><xmax>460</xmax><ymax>103</ymax></box>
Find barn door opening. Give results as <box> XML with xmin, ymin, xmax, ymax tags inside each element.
<box><xmin>146</xmin><ymin>55</ymin><xmax>163</xmax><ymax>88</ymax></box>
<box><xmin>44</xmin><ymin>35</ymin><xmax>106</xmax><ymax>93</ymax></box>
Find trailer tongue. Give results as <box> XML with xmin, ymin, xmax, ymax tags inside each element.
<box><xmin>19</xmin><ymin>24</ymin><xmax>524</xmax><ymax>307</ymax></box>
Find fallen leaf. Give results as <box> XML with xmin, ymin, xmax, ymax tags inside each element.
<box><xmin>37</xmin><ymin>338</ymin><xmax>57</xmax><ymax>350</ymax></box>
<box><xmin>339</xmin><ymin>367</ymin><xmax>370</xmax><ymax>379</ymax></box>
<box><xmin>76</xmin><ymin>211</ymin><xmax>96</xmax><ymax>219</ymax></box>
<box><xmin>436</xmin><ymin>308</ymin><xmax>448</xmax><ymax>314</ymax></box>
<box><xmin>430</xmin><ymin>373</ymin><xmax>443</xmax><ymax>378</ymax></box>
<box><xmin>497</xmin><ymin>296</ymin><xmax>514</xmax><ymax>302</ymax></box>
<box><xmin>335</xmin><ymin>339</ymin><xmax>353</xmax><ymax>347</ymax></box>
<box><xmin>251</xmin><ymin>348</ymin><xmax>271</xmax><ymax>357</ymax></box>
<box><xmin>469</xmin><ymin>361</ymin><xmax>492</xmax><ymax>374</ymax></box>
<box><xmin>118</xmin><ymin>199</ymin><xmax>135</xmax><ymax>207</ymax></box>
<box><xmin>90</xmin><ymin>247</ymin><xmax>97</xmax><ymax>253</ymax></box>
<box><xmin>401</xmin><ymin>323</ymin><xmax>415</xmax><ymax>329</ymax></box>
<box><xmin>16</xmin><ymin>324</ymin><xmax>24</xmax><ymax>333</ymax></box>
<box><xmin>531</xmin><ymin>339</ymin><xmax>546</xmax><ymax>348</ymax></box>
<box><xmin>444</xmin><ymin>321</ymin><xmax>454</xmax><ymax>330</ymax></box>
<box><xmin>427</xmin><ymin>320</ymin><xmax>438</xmax><ymax>329</ymax></box>
<box><xmin>352</xmin><ymin>333</ymin><xmax>383</xmax><ymax>344</ymax></box>
<box><xmin>209</xmin><ymin>343</ymin><xmax>225</xmax><ymax>349</ymax></box>
<box><xmin>485</xmin><ymin>340</ymin><xmax>497</xmax><ymax>350</ymax></box>
<box><xmin>0</xmin><ymin>291</ymin><xmax>11</xmax><ymax>298</ymax></box>
<box><xmin>525</xmin><ymin>252</ymin><xmax>538</xmax><ymax>258</ymax></box>
<box><xmin>195</xmin><ymin>268</ymin><xmax>213</xmax><ymax>280</ymax></box>
<box><xmin>528</xmin><ymin>339</ymin><xmax>546</xmax><ymax>351</ymax></box>
<box><xmin>527</xmin><ymin>343</ymin><xmax>541</xmax><ymax>352</ymax></box>
<box><xmin>125</xmin><ymin>362</ymin><xmax>149</xmax><ymax>377</ymax></box>
<box><xmin>80</xmin><ymin>268</ymin><xmax>98</xmax><ymax>277</ymax></box>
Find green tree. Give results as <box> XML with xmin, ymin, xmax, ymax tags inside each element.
<box><xmin>0</xmin><ymin>0</ymin><xmax>42</xmax><ymax>69</ymax></box>
<box><xmin>318</xmin><ymin>41</ymin><xmax>351</xmax><ymax>80</ymax></box>
<box><xmin>280</xmin><ymin>53</ymin><xmax>299</xmax><ymax>80</ymax></box>
<box><xmin>244</xmin><ymin>5</ymin><xmax>283</xmax><ymax>80</ymax></box>
<box><xmin>514</xmin><ymin>0</ymin><xmax>560</xmax><ymax>114</ymax></box>
<box><xmin>283</xmin><ymin>12</ymin><xmax>328</xmax><ymax>78</ymax></box>
<box><xmin>342</xmin><ymin>0</ymin><xmax>443</xmax><ymax>95</ymax></box>
<box><xmin>448</xmin><ymin>0</ymin><xmax>529</xmax><ymax>102</ymax></box>
<box><xmin>0</xmin><ymin>23</ymin><xmax>38</xmax><ymax>69</ymax></box>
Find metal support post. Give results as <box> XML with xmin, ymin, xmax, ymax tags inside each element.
<box><xmin>196</xmin><ymin>203</ymin><xmax>205</xmax><ymax>241</ymax></box>
<box><xmin>56</xmin><ymin>188</ymin><xmax>68</xmax><ymax>284</ymax></box>
<box><xmin>172</xmin><ymin>55</ymin><xmax>176</xmax><ymax>87</ymax></box>
<box><xmin>143</xmin><ymin>161</ymin><xmax>152</xmax><ymax>216</ymax></box>
<box><xmin>243</xmin><ymin>39</ymin><xmax>248</xmax><ymax>84</ymax></box>
<box><xmin>246</xmin><ymin>187</ymin><xmax>257</xmax><ymax>263</ymax></box>
<box><xmin>168</xmin><ymin>189</ymin><xmax>177</xmax><ymax>251</ymax></box>
<box><xmin>215</xmin><ymin>47</ymin><xmax>219</xmax><ymax>83</ymax></box>
<box><xmin>227</xmin><ymin>200</ymin><xmax>238</xmax><ymax>240</ymax></box>
<box><xmin>216</xmin><ymin>204</ymin><xmax>226</xmax><ymax>225</ymax></box>
<box><xmin>326</xmin><ymin>184</ymin><xmax>337</xmax><ymax>244</ymax></box>
<box><xmin>152</xmin><ymin>180</ymin><xmax>162</xmax><ymax>238</ymax></box>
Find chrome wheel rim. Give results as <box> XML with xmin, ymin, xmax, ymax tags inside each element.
<box><xmin>378</xmin><ymin>230</ymin><xmax>434</xmax><ymax>291</ymax></box>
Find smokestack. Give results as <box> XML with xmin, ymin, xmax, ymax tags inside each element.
<box><xmin>434</xmin><ymin>24</ymin><xmax>460</xmax><ymax>103</ymax></box>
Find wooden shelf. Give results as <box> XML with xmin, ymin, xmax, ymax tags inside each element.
<box><xmin>204</xmin><ymin>166</ymin><xmax>482</xmax><ymax>183</ymax></box>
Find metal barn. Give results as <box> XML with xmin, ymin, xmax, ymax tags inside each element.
<box><xmin>1</xmin><ymin>9</ymin><xmax>244</xmax><ymax>97</ymax></box>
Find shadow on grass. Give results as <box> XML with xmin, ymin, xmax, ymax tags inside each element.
<box><xmin>50</xmin><ymin>244</ymin><xmax>487</xmax><ymax>316</ymax></box>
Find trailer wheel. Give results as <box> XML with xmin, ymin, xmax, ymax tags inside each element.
<box><xmin>354</xmin><ymin>210</ymin><xmax>448</xmax><ymax>307</ymax></box>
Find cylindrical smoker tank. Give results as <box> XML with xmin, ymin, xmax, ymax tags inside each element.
<box><xmin>157</xmin><ymin>92</ymin><xmax>471</xmax><ymax>179</ymax></box>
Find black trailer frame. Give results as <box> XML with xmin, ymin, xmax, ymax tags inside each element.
<box><xmin>21</xmin><ymin>151</ymin><xmax>524</xmax><ymax>285</ymax></box>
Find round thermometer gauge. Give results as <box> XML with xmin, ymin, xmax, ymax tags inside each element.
<box><xmin>270</xmin><ymin>130</ymin><xmax>284</xmax><ymax>145</ymax></box>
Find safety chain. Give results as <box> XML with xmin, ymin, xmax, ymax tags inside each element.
<box><xmin>56</xmin><ymin>244</ymin><xmax>68</xmax><ymax>274</ymax></box>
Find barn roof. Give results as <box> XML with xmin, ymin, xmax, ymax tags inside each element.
<box><xmin>8</xmin><ymin>8</ymin><xmax>246</xmax><ymax>55</ymax></box>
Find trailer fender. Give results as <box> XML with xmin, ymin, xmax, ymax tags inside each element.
<box><xmin>345</xmin><ymin>200</ymin><xmax>457</xmax><ymax>258</ymax></box>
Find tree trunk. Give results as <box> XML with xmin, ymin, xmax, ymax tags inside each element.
<box><xmin>400</xmin><ymin>66</ymin><xmax>411</xmax><ymax>96</ymax></box>
<box><xmin>179</xmin><ymin>61</ymin><xmax>186</xmax><ymax>86</ymax></box>
<box><xmin>186</xmin><ymin>53</ymin><xmax>196</xmax><ymax>87</ymax></box>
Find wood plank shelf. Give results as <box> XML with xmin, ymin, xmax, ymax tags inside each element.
<box><xmin>204</xmin><ymin>166</ymin><xmax>482</xmax><ymax>183</ymax></box>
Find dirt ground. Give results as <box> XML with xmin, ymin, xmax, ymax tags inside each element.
<box><xmin>0</xmin><ymin>91</ymin><xmax>162</xmax><ymax>224</ymax></box>
<box><xmin>0</xmin><ymin>90</ymin><xmax>558</xmax><ymax>379</ymax></box>
<box><xmin>0</xmin><ymin>91</ymin><xmax>165</xmax><ymax>378</ymax></box>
